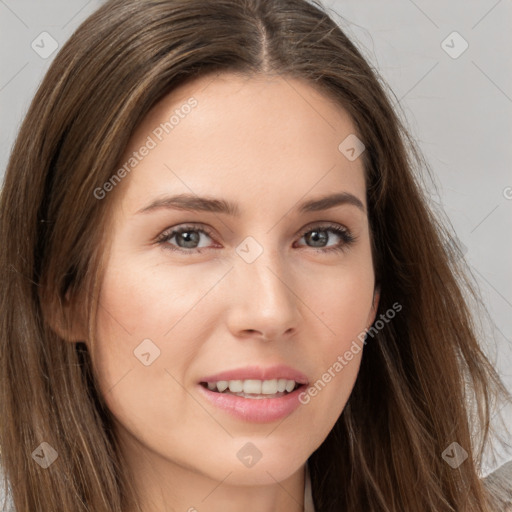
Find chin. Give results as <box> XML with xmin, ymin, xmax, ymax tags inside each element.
<box><xmin>218</xmin><ymin>462</ymin><xmax>304</xmax><ymax>486</ymax></box>
<box><xmin>202</xmin><ymin>444</ymin><xmax>307</xmax><ymax>486</ymax></box>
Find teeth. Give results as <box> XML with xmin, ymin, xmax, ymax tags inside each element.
<box><xmin>216</xmin><ymin>381</ymin><xmax>229</xmax><ymax>392</ymax></box>
<box><xmin>204</xmin><ymin>379</ymin><xmax>299</xmax><ymax>395</ymax></box>
<box><xmin>244</xmin><ymin>379</ymin><xmax>262</xmax><ymax>394</ymax></box>
<box><xmin>285</xmin><ymin>380</ymin><xmax>296</xmax><ymax>392</ymax></box>
<box><xmin>261</xmin><ymin>379</ymin><xmax>276</xmax><ymax>394</ymax></box>
<box><xmin>277</xmin><ymin>379</ymin><xmax>287</xmax><ymax>392</ymax></box>
<box><xmin>228</xmin><ymin>380</ymin><xmax>243</xmax><ymax>393</ymax></box>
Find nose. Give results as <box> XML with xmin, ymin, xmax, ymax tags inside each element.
<box><xmin>225</xmin><ymin>247</ymin><xmax>300</xmax><ymax>342</ymax></box>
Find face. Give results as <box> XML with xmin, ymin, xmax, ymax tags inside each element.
<box><xmin>87</xmin><ymin>72</ymin><xmax>378</xmax><ymax>490</ymax></box>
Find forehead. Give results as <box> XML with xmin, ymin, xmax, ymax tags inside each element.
<box><xmin>114</xmin><ymin>72</ymin><xmax>366</xmax><ymax>216</ymax></box>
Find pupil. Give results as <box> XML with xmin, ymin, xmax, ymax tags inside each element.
<box><xmin>178</xmin><ymin>231</ymin><xmax>199</xmax><ymax>248</ymax></box>
<box><xmin>307</xmin><ymin>230</ymin><xmax>327</xmax><ymax>247</ymax></box>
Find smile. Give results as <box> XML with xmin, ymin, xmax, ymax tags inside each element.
<box><xmin>200</xmin><ymin>378</ymin><xmax>301</xmax><ymax>398</ymax></box>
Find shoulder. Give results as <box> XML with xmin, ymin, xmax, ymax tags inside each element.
<box><xmin>482</xmin><ymin>460</ymin><xmax>512</xmax><ymax>511</ymax></box>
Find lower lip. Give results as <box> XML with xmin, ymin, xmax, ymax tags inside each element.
<box><xmin>197</xmin><ymin>384</ymin><xmax>307</xmax><ymax>423</ymax></box>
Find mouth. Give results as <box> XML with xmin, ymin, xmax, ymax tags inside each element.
<box><xmin>199</xmin><ymin>378</ymin><xmax>303</xmax><ymax>399</ymax></box>
<box><xmin>196</xmin><ymin>365</ymin><xmax>309</xmax><ymax>422</ymax></box>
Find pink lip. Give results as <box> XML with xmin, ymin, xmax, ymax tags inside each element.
<box><xmin>197</xmin><ymin>365</ymin><xmax>309</xmax><ymax>423</ymax></box>
<box><xmin>199</xmin><ymin>364</ymin><xmax>309</xmax><ymax>385</ymax></box>
<box><xmin>197</xmin><ymin>383</ymin><xmax>307</xmax><ymax>423</ymax></box>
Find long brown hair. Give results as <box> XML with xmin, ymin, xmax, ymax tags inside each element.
<box><xmin>0</xmin><ymin>0</ymin><xmax>509</xmax><ymax>510</ymax></box>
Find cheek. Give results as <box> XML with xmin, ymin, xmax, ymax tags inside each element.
<box><xmin>93</xmin><ymin>248</ymin><xmax>225</xmax><ymax>342</ymax></box>
<box><xmin>310</xmin><ymin>258</ymin><xmax>375</xmax><ymax>350</ymax></box>
<box><xmin>90</xmin><ymin>255</ymin><xmax>211</xmax><ymax>401</ymax></box>
<box><xmin>295</xmin><ymin>259</ymin><xmax>374</xmax><ymax>431</ymax></box>
<box><xmin>90</xmin><ymin>258</ymin><xmax>221</xmax><ymax>447</ymax></box>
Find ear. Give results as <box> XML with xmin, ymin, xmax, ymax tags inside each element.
<box><xmin>367</xmin><ymin>286</ymin><xmax>380</xmax><ymax>328</ymax></box>
<box><xmin>44</xmin><ymin>289</ymin><xmax>88</xmax><ymax>343</ymax></box>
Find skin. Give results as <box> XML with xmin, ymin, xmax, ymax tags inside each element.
<box><xmin>77</xmin><ymin>72</ymin><xmax>379</xmax><ymax>512</ymax></box>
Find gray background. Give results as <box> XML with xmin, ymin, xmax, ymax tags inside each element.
<box><xmin>1</xmin><ymin>0</ymin><xmax>511</xmax><ymax>474</ymax></box>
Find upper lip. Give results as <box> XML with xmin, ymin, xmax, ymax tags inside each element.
<box><xmin>199</xmin><ymin>364</ymin><xmax>309</xmax><ymax>385</ymax></box>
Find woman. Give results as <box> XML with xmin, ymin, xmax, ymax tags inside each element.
<box><xmin>0</xmin><ymin>0</ymin><xmax>510</xmax><ymax>510</ymax></box>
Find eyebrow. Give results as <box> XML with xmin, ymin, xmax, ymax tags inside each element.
<box><xmin>136</xmin><ymin>191</ymin><xmax>366</xmax><ymax>216</ymax></box>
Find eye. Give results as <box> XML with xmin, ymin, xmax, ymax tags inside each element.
<box><xmin>294</xmin><ymin>223</ymin><xmax>356</xmax><ymax>253</ymax></box>
<box><xmin>156</xmin><ymin>224</ymin><xmax>217</xmax><ymax>254</ymax></box>
<box><xmin>156</xmin><ymin>223</ymin><xmax>356</xmax><ymax>254</ymax></box>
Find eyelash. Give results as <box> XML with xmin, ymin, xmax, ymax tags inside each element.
<box><xmin>156</xmin><ymin>223</ymin><xmax>356</xmax><ymax>255</ymax></box>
